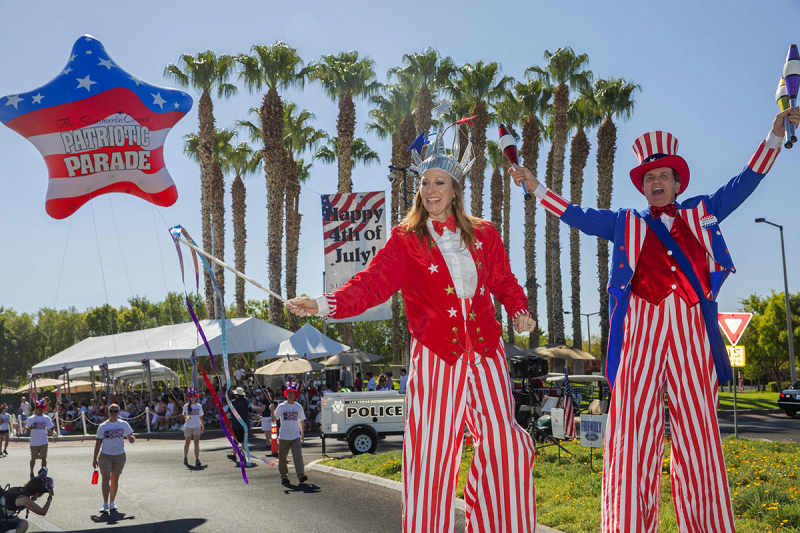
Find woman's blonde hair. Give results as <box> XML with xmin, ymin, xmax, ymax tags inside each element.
<box><xmin>400</xmin><ymin>174</ymin><xmax>481</xmax><ymax>249</ymax></box>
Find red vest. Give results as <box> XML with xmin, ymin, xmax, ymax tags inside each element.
<box><xmin>630</xmin><ymin>215</ymin><xmax>712</xmax><ymax>305</ymax></box>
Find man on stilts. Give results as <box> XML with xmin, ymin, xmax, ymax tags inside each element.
<box><xmin>512</xmin><ymin>106</ymin><xmax>800</xmax><ymax>532</ymax></box>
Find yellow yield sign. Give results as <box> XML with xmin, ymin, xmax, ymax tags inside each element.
<box><xmin>727</xmin><ymin>345</ymin><xmax>746</xmax><ymax>367</ymax></box>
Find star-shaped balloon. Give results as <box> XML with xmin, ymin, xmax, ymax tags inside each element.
<box><xmin>454</xmin><ymin>115</ymin><xmax>478</xmax><ymax>128</ymax></box>
<box><xmin>0</xmin><ymin>35</ymin><xmax>192</xmax><ymax>219</ymax></box>
<box><xmin>407</xmin><ymin>131</ymin><xmax>431</xmax><ymax>155</ymax></box>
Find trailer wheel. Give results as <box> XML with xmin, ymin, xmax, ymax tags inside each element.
<box><xmin>348</xmin><ymin>427</ymin><xmax>378</xmax><ymax>455</ymax></box>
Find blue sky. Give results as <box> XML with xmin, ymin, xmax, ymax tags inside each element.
<box><xmin>1</xmin><ymin>0</ymin><xmax>798</xmax><ymax>342</ymax></box>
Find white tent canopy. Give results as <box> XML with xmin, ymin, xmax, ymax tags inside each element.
<box><xmin>32</xmin><ymin>318</ymin><xmax>292</xmax><ymax>374</ymax></box>
<box><xmin>255</xmin><ymin>323</ymin><xmax>349</xmax><ymax>362</ymax></box>
<box><xmin>58</xmin><ymin>360</ymin><xmax>175</xmax><ymax>381</ymax></box>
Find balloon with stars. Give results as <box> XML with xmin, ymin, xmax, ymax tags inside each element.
<box><xmin>0</xmin><ymin>35</ymin><xmax>192</xmax><ymax>219</ymax></box>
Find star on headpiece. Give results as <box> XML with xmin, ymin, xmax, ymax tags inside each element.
<box><xmin>407</xmin><ymin>101</ymin><xmax>476</xmax><ymax>183</ymax></box>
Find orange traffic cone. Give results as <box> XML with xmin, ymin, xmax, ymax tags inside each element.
<box><xmin>271</xmin><ymin>422</ymin><xmax>279</xmax><ymax>456</ymax></box>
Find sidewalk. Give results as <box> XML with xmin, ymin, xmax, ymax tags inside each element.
<box><xmin>308</xmin><ymin>459</ymin><xmax>566</xmax><ymax>533</ymax></box>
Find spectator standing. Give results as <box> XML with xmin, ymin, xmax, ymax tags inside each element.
<box><xmin>0</xmin><ymin>404</ymin><xmax>10</xmax><ymax>456</ymax></box>
<box><xmin>353</xmin><ymin>373</ymin><xmax>363</xmax><ymax>392</ymax></box>
<box><xmin>271</xmin><ymin>382</ymin><xmax>307</xmax><ymax>485</ymax></box>
<box><xmin>385</xmin><ymin>372</ymin><xmax>395</xmax><ymax>390</ymax></box>
<box><xmin>182</xmin><ymin>387</ymin><xmax>204</xmax><ymax>467</ymax></box>
<box><xmin>399</xmin><ymin>369</ymin><xmax>408</xmax><ymax>394</ymax></box>
<box><xmin>341</xmin><ymin>366</ymin><xmax>354</xmax><ymax>389</ymax></box>
<box><xmin>366</xmin><ymin>372</ymin><xmax>377</xmax><ymax>391</ymax></box>
<box><xmin>229</xmin><ymin>387</ymin><xmax>250</xmax><ymax>461</ymax></box>
<box><xmin>92</xmin><ymin>403</ymin><xmax>135</xmax><ymax>513</ymax></box>
<box><xmin>20</xmin><ymin>397</ymin><xmax>30</xmax><ymax>417</ymax></box>
<box><xmin>25</xmin><ymin>400</ymin><xmax>54</xmax><ymax>478</ymax></box>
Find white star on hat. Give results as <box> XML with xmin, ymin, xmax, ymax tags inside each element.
<box><xmin>98</xmin><ymin>58</ymin><xmax>113</xmax><ymax>70</ymax></box>
<box><xmin>76</xmin><ymin>75</ymin><xmax>97</xmax><ymax>92</ymax></box>
<box><xmin>5</xmin><ymin>95</ymin><xmax>23</xmax><ymax>109</ymax></box>
<box><xmin>31</xmin><ymin>93</ymin><xmax>44</xmax><ymax>104</ymax></box>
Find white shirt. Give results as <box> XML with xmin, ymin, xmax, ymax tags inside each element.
<box><xmin>20</xmin><ymin>401</ymin><xmax>29</xmax><ymax>417</ymax></box>
<box><xmin>96</xmin><ymin>419</ymin><xmax>133</xmax><ymax>455</ymax></box>
<box><xmin>0</xmin><ymin>414</ymin><xmax>10</xmax><ymax>431</ymax></box>
<box><xmin>273</xmin><ymin>401</ymin><xmax>305</xmax><ymax>441</ymax></box>
<box><xmin>26</xmin><ymin>415</ymin><xmax>54</xmax><ymax>446</ymax></box>
<box><xmin>183</xmin><ymin>403</ymin><xmax>204</xmax><ymax>429</ymax></box>
<box><xmin>425</xmin><ymin>218</ymin><xmax>478</xmax><ymax>298</ymax></box>
<box><xmin>367</xmin><ymin>378</ymin><xmax>377</xmax><ymax>391</ymax></box>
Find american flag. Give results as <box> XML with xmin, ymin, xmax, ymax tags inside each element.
<box><xmin>0</xmin><ymin>35</ymin><xmax>191</xmax><ymax>219</ymax></box>
<box><xmin>562</xmin><ymin>366</ymin><xmax>577</xmax><ymax>439</ymax></box>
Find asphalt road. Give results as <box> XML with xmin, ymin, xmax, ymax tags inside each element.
<box><xmin>717</xmin><ymin>409</ymin><xmax>800</xmax><ymax>442</ymax></box>
<box><xmin>1</xmin><ymin>433</ymin><xmax>463</xmax><ymax>533</ymax></box>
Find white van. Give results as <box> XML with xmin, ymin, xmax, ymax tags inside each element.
<box><xmin>320</xmin><ymin>390</ymin><xmax>405</xmax><ymax>455</ymax></box>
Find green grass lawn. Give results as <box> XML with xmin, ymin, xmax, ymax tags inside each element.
<box><xmin>718</xmin><ymin>391</ymin><xmax>780</xmax><ymax>411</ymax></box>
<box><xmin>320</xmin><ymin>437</ymin><xmax>800</xmax><ymax>533</ymax></box>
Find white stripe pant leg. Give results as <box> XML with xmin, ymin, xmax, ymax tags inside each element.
<box><xmin>403</xmin><ymin>338</ymin><xmax>469</xmax><ymax>533</ymax></box>
<box><xmin>666</xmin><ymin>297</ymin><xmax>735</xmax><ymax>533</ymax></box>
<box><xmin>464</xmin><ymin>345</ymin><xmax>537</xmax><ymax>532</ymax></box>
<box><xmin>402</xmin><ymin>339</ymin><xmax>537</xmax><ymax>533</ymax></box>
<box><xmin>601</xmin><ymin>294</ymin><xmax>736</xmax><ymax>533</ymax></box>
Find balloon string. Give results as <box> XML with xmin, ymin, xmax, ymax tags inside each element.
<box><xmin>89</xmin><ymin>199</ymin><xmax>117</xmax><ymax>369</ymax></box>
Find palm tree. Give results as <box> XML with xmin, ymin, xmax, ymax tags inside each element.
<box><xmin>447</xmin><ymin>61</ymin><xmax>511</xmax><ymax>217</ymax></box>
<box><xmin>311</xmin><ymin>51</ymin><xmax>379</xmax><ymax>347</ymax></box>
<box><xmin>223</xmin><ymin>142</ymin><xmax>261</xmax><ymax>317</ymax></box>
<box><xmin>528</xmin><ymin>47</ymin><xmax>592</xmax><ymax>345</ymax></box>
<box><xmin>182</xmin><ymin>127</ymin><xmax>237</xmax><ymax>317</ymax></box>
<box><xmin>486</xmin><ymin>140</ymin><xmax>504</xmax><ymax>322</ymax></box>
<box><xmin>493</xmin><ymin>91</ymin><xmax>524</xmax><ymax>343</ymax></box>
<box><xmin>283</xmin><ymin>103</ymin><xmax>327</xmax><ymax>331</ymax></box>
<box><xmin>389</xmin><ymin>48</ymin><xmax>456</xmax><ymax>136</ymax></box>
<box><xmin>237</xmin><ymin>41</ymin><xmax>310</xmax><ymax>328</ymax></box>
<box><xmin>591</xmin><ymin>77</ymin><xmax>640</xmax><ymax>367</ymax></box>
<box><xmin>165</xmin><ymin>51</ymin><xmax>237</xmax><ymax>317</ymax></box>
<box><xmin>367</xmin><ymin>83</ymin><xmax>416</xmax><ymax>365</ymax></box>
<box><xmin>315</xmin><ymin>136</ymin><xmax>380</xmax><ymax>168</ymax></box>
<box><xmin>566</xmin><ymin>93</ymin><xmax>602</xmax><ymax>362</ymax></box>
<box><xmin>516</xmin><ymin>79</ymin><xmax>553</xmax><ymax>348</ymax></box>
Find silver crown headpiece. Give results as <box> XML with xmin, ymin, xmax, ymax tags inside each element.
<box><xmin>408</xmin><ymin>101</ymin><xmax>476</xmax><ymax>183</ymax></box>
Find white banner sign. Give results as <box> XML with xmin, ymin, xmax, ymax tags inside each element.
<box><xmin>321</xmin><ymin>191</ymin><xmax>391</xmax><ymax>322</ymax></box>
<box><xmin>551</xmin><ymin>407</ymin><xmax>565</xmax><ymax>440</ymax></box>
<box><xmin>579</xmin><ymin>414</ymin><xmax>608</xmax><ymax>449</ymax></box>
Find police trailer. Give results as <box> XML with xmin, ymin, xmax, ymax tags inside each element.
<box><xmin>320</xmin><ymin>391</ymin><xmax>405</xmax><ymax>455</ymax></box>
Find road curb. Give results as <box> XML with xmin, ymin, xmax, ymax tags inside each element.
<box><xmin>307</xmin><ymin>459</ymin><xmax>566</xmax><ymax>533</ymax></box>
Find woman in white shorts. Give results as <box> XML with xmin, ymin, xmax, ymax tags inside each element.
<box><xmin>0</xmin><ymin>403</ymin><xmax>10</xmax><ymax>456</ymax></box>
<box><xmin>182</xmin><ymin>387</ymin><xmax>204</xmax><ymax>467</ymax></box>
<box><xmin>92</xmin><ymin>403</ymin><xmax>135</xmax><ymax>513</ymax></box>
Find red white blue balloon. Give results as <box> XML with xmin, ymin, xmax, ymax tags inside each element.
<box><xmin>0</xmin><ymin>35</ymin><xmax>192</xmax><ymax>219</ymax></box>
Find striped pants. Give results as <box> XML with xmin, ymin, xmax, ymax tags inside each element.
<box><xmin>403</xmin><ymin>336</ymin><xmax>537</xmax><ymax>533</ymax></box>
<box><xmin>602</xmin><ymin>293</ymin><xmax>735</xmax><ymax>533</ymax></box>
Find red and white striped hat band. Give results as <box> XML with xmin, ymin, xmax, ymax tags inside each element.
<box><xmin>629</xmin><ymin>130</ymin><xmax>690</xmax><ymax>196</ymax></box>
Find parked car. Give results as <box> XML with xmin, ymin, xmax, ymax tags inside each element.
<box><xmin>778</xmin><ymin>380</ymin><xmax>800</xmax><ymax>418</ymax></box>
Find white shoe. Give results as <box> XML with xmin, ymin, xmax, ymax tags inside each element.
<box><xmin>109</xmin><ymin>502</ymin><xmax>117</xmax><ymax>511</ymax></box>
<box><xmin>100</xmin><ymin>502</ymin><xmax>108</xmax><ymax>513</ymax></box>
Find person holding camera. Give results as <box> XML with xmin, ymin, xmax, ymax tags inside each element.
<box><xmin>0</xmin><ymin>469</ymin><xmax>54</xmax><ymax>533</ymax></box>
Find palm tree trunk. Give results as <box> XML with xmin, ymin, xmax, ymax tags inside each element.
<box><xmin>394</xmin><ymin>114</ymin><xmax>416</xmax><ymax>364</ymax></box>
<box><xmin>503</xmin><ymin>165</ymin><xmax>514</xmax><ymax>344</ymax></box>
<box><xmin>198</xmin><ymin>90</ymin><xmax>216</xmax><ymax>319</ymax></box>
<box><xmin>596</xmin><ymin>116</ymin><xmax>617</xmax><ymax>369</ymax></box>
<box><xmin>547</xmin><ymin>84</ymin><xmax>569</xmax><ymax>345</ymax></box>
<box><xmin>211</xmin><ymin>161</ymin><xmax>225</xmax><ymax>314</ymax></box>
<box><xmin>262</xmin><ymin>88</ymin><xmax>286</xmax><ymax>328</ymax></box>
<box><xmin>470</xmin><ymin>100</ymin><xmax>488</xmax><ymax>218</ymax></box>
<box><xmin>416</xmin><ymin>84</ymin><xmax>432</xmax><ymax>136</ymax></box>
<box><xmin>521</xmin><ymin>117</ymin><xmax>540</xmax><ymax>349</ymax></box>
<box><xmin>337</xmin><ymin>93</ymin><xmax>357</xmax><ymax>347</ymax></box>
<box><xmin>285</xmin><ymin>156</ymin><xmax>301</xmax><ymax>332</ymax></box>
<box><xmin>569</xmin><ymin>128</ymin><xmax>590</xmax><ymax>351</ymax></box>
<box><xmin>231</xmin><ymin>175</ymin><xmax>246</xmax><ymax>318</ymax></box>
<box><xmin>490</xmin><ymin>166</ymin><xmax>503</xmax><ymax>322</ymax></box>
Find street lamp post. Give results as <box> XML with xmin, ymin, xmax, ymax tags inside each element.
<box><xmin>564</xmin><ymin>310</ymin><xmax>600</xmax><ymax>355</ymax></box>
<box><xmin>755</xmin><ymin>218</ymin><xmax>797</xmax><ymax>383</ymax></box>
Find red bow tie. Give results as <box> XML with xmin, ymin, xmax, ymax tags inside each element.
<box><xmin>432</xmin><ymin>215</ymin><xmax>457</xmax><ymax>236</ymax></box>
<box><xmin>650</xmin><ymin>204</ymin><xmax>677</xmax><ymax>219</ymax></box>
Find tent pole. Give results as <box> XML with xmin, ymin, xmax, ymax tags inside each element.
<box><xmin>191</xmin><ymin>353</ymin><xmax>198</xmax><ymax>390</ymax></box>
<box><xmin>90</xmin><ymin>369</ymin><xmax>97</xmax><ymax>401</ymax></box>
<box><xmin>147</xmin><ymin>360</ymin><xmax>154</xmax><ymax>404</ymax></box>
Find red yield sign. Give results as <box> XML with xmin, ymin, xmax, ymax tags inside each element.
<box><xmin>718</xmin><ymin>312</ymin><xmax>753</xmax><ymax>346</ymax></box>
